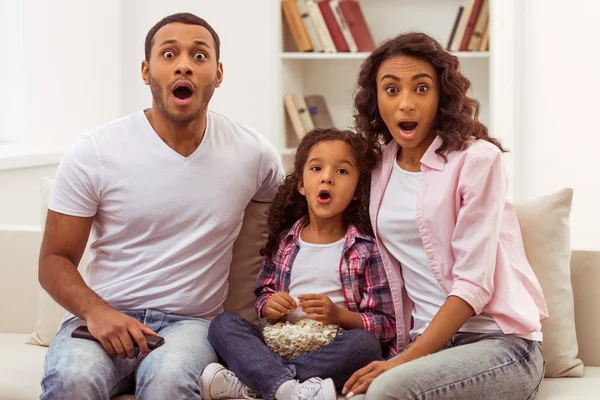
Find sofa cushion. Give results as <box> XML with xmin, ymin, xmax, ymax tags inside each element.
<box><xmin>27</xmin><ymin>178</ymin><xmax>269</xmax><ymax>346</ymax></box>
<box><xmin>4</xmin><ymin>330</ymin><xmax>598</xmax><ymax>400</ymax></box>
<box><xmin>570</xmin><ymin>251</ymin><xmax>600</xmax><ymax>367</ymax></box>
<box><xmin>536</xmin><ymin>367</ymin><xmax>600</xmax><ymax>399</ymax></box>
<box><xmin>514</xmin><ymin>188</ymin><xmax>583</xmax><ymax>377</ymax></box>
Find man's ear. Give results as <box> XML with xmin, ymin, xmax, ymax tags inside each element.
<box><xmin>215</xmin><ymin>62</ymin><xmax>224</xmax><ymax>88</ymax></box>
<box><xmin>141</xmin><ymin>60</ymin><xmax>150</xmax><ymax>85</ymax></box>
<box><xmin>298</xmin><ymin>178</ymin><xmax>306</xmax><ymax>196</ymax></box>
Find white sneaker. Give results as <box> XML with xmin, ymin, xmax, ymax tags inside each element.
<box><xmin>200</xmin><ymin>363</ymin><xmax>256</xmax><ymax>400</ymax></box>
<box><xmin>290</xmin><ymin>377</ymin><xmax>337</xmax><ymax>400</ymax></box>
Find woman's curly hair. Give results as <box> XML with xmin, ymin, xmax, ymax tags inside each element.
<box><xmin>261</xmin><ymin>128</ymin><xmax>376</xmax><ymax>259</ymax></box>
<box><xmin>354</xmin><ymin>32</ymin><xmax>505</xmax><ymax>160</ymax></box>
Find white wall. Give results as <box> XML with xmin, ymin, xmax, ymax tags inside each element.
<box><xmin>19</xmin><ymin>0</ymin><xmax>124</xmax><ymax>148</ymax></box>
<box><xmin>519</xmin><ymin>0</ymin><xmax>600</xmax><ymax>250</ymax></box>
<box><xmin>0</xmin><ymin>0</ymin><xmax>24</xmax><ymax>143</ymax></box>
<box><xmin>0</xmin><ymin>0</ymin><xmax>283</xmax><ymax>226</ymax></box>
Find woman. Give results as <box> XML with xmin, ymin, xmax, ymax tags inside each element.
<box><xmin>342</xmin><ymin>32</ymin><xmax>548</xmax><ymax>400</ymax></box>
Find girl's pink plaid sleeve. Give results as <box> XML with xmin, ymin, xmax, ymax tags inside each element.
<box><xmin>358</xmin><ymin>243</ymin><xmax>396</xmax><ymax>342</ymax></box>
<box><xmin>254</xmin><ymin>257</ymin><xmax>277</xmax><ymax>318</ymax></box>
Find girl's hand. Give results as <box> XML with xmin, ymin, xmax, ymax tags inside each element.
<box><xmin>298</xmin><ymin>294</ymin><xmax>341</xmax><ymax>325</ymax></box>
<box><xmin>342</xmin><ymin>360</ymin><xmax>398</xmax><ymax>398</ymax></box>
<box><xmin>262</xmin><ymin>292</ymin><xmax>297</xmax><ymax>320</ymax></box>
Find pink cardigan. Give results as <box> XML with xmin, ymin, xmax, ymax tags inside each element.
<box><xmin>370</xmin><ymin>136</ymin><xmax>548</xmax><ymax>350</ymax></box>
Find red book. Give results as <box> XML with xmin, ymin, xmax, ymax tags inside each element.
<box><xmin>459</xmin><ymin>0</ymin><xmax>485</xmax><ymax>51</ymax></box>
<box><xmin>338</xmin><ymin>0</ymin><xmax>376</xmax><ymax>52</ymax></box>
<box><xmin>318</xmin><ymin>0</ymin><xmax>350</xmax><ymax>52</ymax></box>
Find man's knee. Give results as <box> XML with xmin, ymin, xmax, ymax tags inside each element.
<box><xmin>42</xmin><ymin>358</ymin><xmax>113</xmax><ymax>400</ymax></box>
<box><xmin>136</xmin><ymin>355</ymin><xmax>202</xmax><ymax>398</ymax></box>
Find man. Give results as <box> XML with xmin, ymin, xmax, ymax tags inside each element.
<box><xmin>39</xmin><ymin>13</ymin><xmax>283</xmax><ymax>399</ymax></box>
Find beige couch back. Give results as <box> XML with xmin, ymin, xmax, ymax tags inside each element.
<box><xmin>1</xmin><ymin>225</ymin><xmax>599</xmax><ymax>368</ymax></box>
<box><xmin>0</xmin><ymin>198</ymin><xmax>269</xmax><ymax>334</ymax></box>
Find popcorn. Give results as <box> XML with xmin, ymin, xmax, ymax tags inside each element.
<box><xmin>262</xmin><ymin>319</ymin><xmax>340</xmax><ymax>361</ymax></box>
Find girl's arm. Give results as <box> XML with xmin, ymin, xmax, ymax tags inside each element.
<box><xmin>356</xmin><ymin>242</ymin><xmax>396</xmax><ymax>342</ymax></box>
<box><xmin>399</xmin><ymin>146</ymin><xmax>506</xmax><ymax>362</ymax></box>
<box><xmin>254</xmin><ymin>256</ymin><xmax>278</xmax><ymax>318</ymax></box>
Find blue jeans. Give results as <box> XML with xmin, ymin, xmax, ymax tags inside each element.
<box><xmin>365</xmin><ymin>332</ymin><xmax>545</xmax><ymax>400</ymax></box>
<box><xmin>208</xmin><ymin>312</ymin><xmax>383</xmax><ymax>400</ymax></box>
<box><xmin>41</xmin><ymin>309</ymin><xmax>218</xmax><ymax>400</ymax></box>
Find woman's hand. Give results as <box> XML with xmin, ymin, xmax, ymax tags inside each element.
<box><xmin>262</xmin><ymin>292</ymin><xmax>297</xmax><ymax>320</ymax></box>
<box><xmin>298</xmin><ymin>294</ymin><xmax>341</xmax><ymax>325</ymax></box>
<box><xmin>342</xmin><ymin>360</ymin><xmax>399</xmax><ymax>398</ymax></box>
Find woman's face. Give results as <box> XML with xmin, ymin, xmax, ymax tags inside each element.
<box><xmin>376</xmin><ymin>55</ymin><xmax>439</xmax><ymax>150</ymax></box>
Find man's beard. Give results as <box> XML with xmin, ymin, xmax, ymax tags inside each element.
<box><xmin>148</xmin><ymin>72</ymin><xmax>216</xmax><ymax>126</ymax></box>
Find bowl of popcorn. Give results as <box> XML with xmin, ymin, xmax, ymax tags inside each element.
<box><xmin>263</xmin><ymin>319</ymin><xmax>340</xmax><ymax>361</ymax></box>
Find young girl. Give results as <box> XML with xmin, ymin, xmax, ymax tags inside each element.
<box><xmin>342</xmin><ymin>32</ymin><xmax>548</xmax><ymax>400</ymax></box>
<box><xmin>200</xmin><ymin>128</ymin><xmax>396</xmax><ymax>400</ymax></box>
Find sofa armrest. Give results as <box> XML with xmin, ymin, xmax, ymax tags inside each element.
<box><xmin>571</xmin><ymin>250</ymin><xmax>600</xmax><ymax>367</ymax></box>
<box><xmin>0</xmin><ymin>226</ymin><xmax>42</xmax><ymax>333</ymax></box>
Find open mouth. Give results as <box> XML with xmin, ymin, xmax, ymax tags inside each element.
<box><xmin>172</xmin><ymin>81</ymin><xmax>194</xmax><ymax>101</ymax></box>
<box><xmin>317</xmin><ymin>190</ymin><xmax>332</xmax><ymax>203</ymax></box>
<box><xmin>398</xmin><ymin>121</ymin><xmax>418</xmax><ymax>133</ymax></box>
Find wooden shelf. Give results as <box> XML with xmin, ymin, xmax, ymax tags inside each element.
<box><xmin>281</xmin><ymin>51</ymin><xmax>490</xmax><ymax>60</ymax></box>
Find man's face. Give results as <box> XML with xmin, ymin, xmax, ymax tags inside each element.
<box><xmin>142</xmin><ymin>22</ymin><xmax>223</xmax><ymax>125</ymax></box>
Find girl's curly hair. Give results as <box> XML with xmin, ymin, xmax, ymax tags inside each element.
<box><xmin>261</xmin><ymin>128</ymin><xmax>376</xmax><ymax>259</ymax></box>
<box><xmin>354</xmin><ymin>32</ymin><xmax>505</xmax><ymax>160</ymax></box>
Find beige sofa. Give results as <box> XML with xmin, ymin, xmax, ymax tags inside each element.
<box><xmin>0</xmin><ymin>187</ymin><xmax>599</xmax><ymax>399</ymax></box>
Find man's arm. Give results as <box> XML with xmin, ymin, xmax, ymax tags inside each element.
<box><xmin>39</xmin><ymin>210</ymin><xmax>156</xmax><ymax>358</ymax></box>
<box><xmin>38</xmin><ymin>210</ymin><xmax>104</xmax><ymax>317</ymax></box>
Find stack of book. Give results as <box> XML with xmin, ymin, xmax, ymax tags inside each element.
<box><xmin>282</xmin><ymin>0</ymin><xmax>376</xmax><ymax>53</ymax></box>
<box><xmin>284</xmin><ymin>94</ymin><xmax>335</xmax><ymax>142</ymax></box>
<box><xmin>447</xmin><ymin>0</ymin><xmax>490</xmax><ymax>52</ymax></box>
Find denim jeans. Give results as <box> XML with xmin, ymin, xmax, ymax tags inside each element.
<box><xmin>208</xmin><ymin>312</ymin><xmax>383</xmax><ymax>400</ymax></box>
<box><xmin>364</xmin><ymin>332</ymin><xmax>545</xmax><ymax>400</ymax></box>
<box><xmin>41</xmin><ymin>309</ymin><xmax>218</xmax><ymax>400</ymax></box>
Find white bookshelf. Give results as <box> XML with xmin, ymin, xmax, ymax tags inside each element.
<box><xmin>275</xmin><ymin>0</ymin><xmax>519</xmax><ymax>194</ymax></box>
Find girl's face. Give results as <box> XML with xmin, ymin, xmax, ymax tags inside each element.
<box><xmin>298</xmin><ymin>140</ymin><xmax>359</xmax><ymax>223</ymax></box>
<box><xmin>376</xmin><ymin>55</ymin><xmax>439</xmax><ymax>152</ymax></box>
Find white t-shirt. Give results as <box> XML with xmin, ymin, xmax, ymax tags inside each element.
<box><xmin>287</xmin><ymin>236</ymin><xmax>347</xmax><ymax>323</ymax></box>
<box><xmin>378</xmin><ymin>161</ymin><xmax>503</xmax><ymax>339</ymax></box>
<box><xmin>50</xmin><ymin>110</ymin><xmax>283</xmax><ymax>319</ymax></box>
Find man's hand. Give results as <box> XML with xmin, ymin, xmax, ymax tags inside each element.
<box><xmin>85</xmin><ymin>305</ymin><xmax>157</xmax><ymax>358</ymax></box>
<box><xmin>298</xmin><ymin>294</ymin><xmax>341</xmax><ymax>325</ymax></box>
<box><xmin>342</xmin><ymin>360</ymin><xmax>398</xmax><ymax>398</ymax></box>
<box><xmin>262</xmin><ymin>292</ymin><xmax>297</xmax><ymax>320</ymax></box>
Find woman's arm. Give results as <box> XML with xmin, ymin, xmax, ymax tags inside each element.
<box><xmin>344</xmin><ymin>146</ymin><xmax>507</xmax><ymax>397</ymax></box>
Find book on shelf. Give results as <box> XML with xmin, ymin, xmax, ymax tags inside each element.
<box><xmin>467</xmin><ymin>0</ymin><xmax>489</xmax><ymax>51</ymax></box>
<box><xmin>282</xmin><ymin>0</ymin><xmax>313</xmax><ymax>52</ymax></box>
<box><xmin>338</xmin><ymin>0</ymin><xmax>376</xmax><ymax>52</ymax></box>
<box><xmin>297</xmin><ymin>0</ymin><xmax>325</xmax><ymax>52</ymax></box>
<box><xmin>448</xmin><ymin>0</ymin><xmax>489</xmax><ymax>52</ymax></box>
<box><xmin>282</xmin><ymin>0</ymin><xmax>375</xmax><ymax>53</ymax></box>
<box><xmin>306</xmin><ymin>0</ymin><xmax>337</xmax><ymax>53</ymax></box>
<box><xmin>284</xmin><ymin>94</ymin><xmax>335</xmax><ymax>142</ymax></box>
<box><xmin>305</xmin><ymin>95</ymin><xmax>335</xmax><ymax>130</ymax></box>
<box><xmin>318</xmin><ymin>0</ymin><xmax>350</xmax><ymax>52</ymax></box>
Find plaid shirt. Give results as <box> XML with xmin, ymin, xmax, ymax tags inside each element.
<box><xmin>254</xmin><ymin>218</ymin><xmax>397</xmax><ymax>357</ymax></box>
